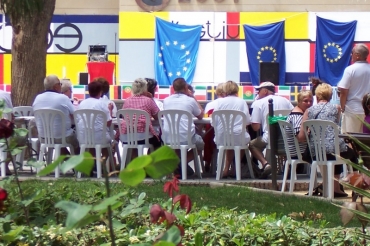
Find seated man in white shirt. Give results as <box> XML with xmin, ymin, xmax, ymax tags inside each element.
<box><xmin>249</xmin><ymin>82</ymin><xmax>294</xmax><ymax>178</ymax></box>
<box><xmin>32</xmin><ymin>75</ymin><xmax>79</xmax><ymax>155</ymax></box>
<box><xmin>163</xmin><ymin>78</ymin><xmax>204</xmax><ymax>176</ymax></box>
<box><xmin>97</xmin><ymin>77</ymin><xmax>117</xmax><ymax>118</ymax></box>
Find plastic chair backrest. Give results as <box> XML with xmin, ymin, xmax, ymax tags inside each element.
<box><xmin>74</xmin><ymin>109</ymin><xmax>108</xmax><ymax>145</ymax></box>
<box><xmin>277</xmin><ymin>120</ymin><xmax>304</xmax><ymax>161</ymax></box>
<box><xmin>34</xmin><ymin>109</ymin><xmax>67</xmax><ymax>145</ymax></box>
<box><xmin>13</xmin><ymin>106</ymin><xmax>33</xmax><ymax>117</ymax></box>
<box><xmin>212</xmin><ymin>110</ymin><xmax>248</xmax><ymax>147</ymax></box>
<box><xmin>116</xmin><ymin>109</ymin><xmax>151</xmax><ymax>146</ymax></box>
<box><xmin>266</xmin><ymin>109</ymin><xmax>292</xmax><ymax>150</ymax></box>
<box><xmin>158</xmin><ymin>109</ymin><xmax>193</xmax><ymax>148</ymax></box>
<box><xmin>303</xmin><ymin>119</ymin><xmax>341</xmax><ymax>162</ymax></box>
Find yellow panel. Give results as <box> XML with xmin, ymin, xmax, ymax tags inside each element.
<box><xmin>3</xmin><ymin>54</ymin><xmax>11</xmax><ymax>85</ymax></box>
<box><xmin>239</xmin><ymin>12</ymin><xmax>308</xmax><ymax>40</ymax></box>
<box><xmin>47</xmin><ymin>54</ymin><xmax>87</xmax><ymax>84</ymax></box>
<box><xmin>119</xmin><ymin>12</ymin><xmax>169</xmax><ymax>39</ymax></box>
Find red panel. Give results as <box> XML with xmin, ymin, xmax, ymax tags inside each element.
<box><xmin>226</xmin><ymin>12</ymin><xmax>240</xmax><ymax>40</ymax></box>
<box><xmin>309</xmin><ymin>43</ymin><xmax>315</xmax><ymax>73</ymax></box>
<box><xmin>87</xmin><ymin>62</ymin><xmax>115</xmax><ymax>85</ymax></box>
<box><xmin>0</xmin><ymin>54</ymin><xmax>3</xmax><ymax>84</ymax></box>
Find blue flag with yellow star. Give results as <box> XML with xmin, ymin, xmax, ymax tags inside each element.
<box><xmin>314</xmin><ymin>16</ymin><xmax>357</xmax><ymax>85</ymax></box>
<box><xmin>154</xmin><ymin>18</ymin><xmax>202</xmax><ymax>86</ymax></box>
<box><xmin>243</xmin><ymin>21</ymin><xmax>286</xmax><ymax>85</ymax></box>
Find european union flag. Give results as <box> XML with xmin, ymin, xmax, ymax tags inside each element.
<box><xmin>243</xmin><ymin>22</ymin><xmax>286</xmax><ymax>85</ymax></box>
<box><xmin>154</xmin><ymin>18</ymin><xmax>202</xmax><ymax>86</ymax></box>
<box><xmin>315</xmin><ymin>17</ymin><xmax>357</xmax><ymax>85</ymax></box>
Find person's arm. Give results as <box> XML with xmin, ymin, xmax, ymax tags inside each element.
<box><xmin>336</xmin><ymin>104</ymin><xmax>342</xmax><ymax>122</ymax></box>
<box><xmin>193</xmin><ymin>98</ymin><xmax>204</xmax><ymax>120</ymax></box>
<box><xmin>338</xmin><ymin>87</ymin><xmax>349</xmax><ymax>113</ymax></box>
<box><xmin>297</xmin><ymin>110</ymin><xmax>309</xmax><ymax>142</ymax></box>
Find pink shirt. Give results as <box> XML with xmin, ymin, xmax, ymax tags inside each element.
<box><xmin>120</xmin><ymin>95</ymin><xmax>160</xmax><ymax>137</ymax></box>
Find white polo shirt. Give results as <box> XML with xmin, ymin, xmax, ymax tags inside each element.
<box><xmin>338</xmin><ymin>61</ymin><xmax>370</xmax><ymax>114</ymax></box>
<box><xmin>163</xmin><ymin>93</ymin><xmax>201</xmax><ymax>143</ymax></box>
<box><xmin>32</xmin><ymin>91</ymin><xmax>75</xmax><ymax>138</ymax></box>
<box><xmin>251</xmin><ymin>95</ymin><xmax>294</xmax><ymax>143</ymax></box>
<box><xmin>77</xmin><ymin>97</ymin><xmax>112</xmax><ymax>144</ymax></box>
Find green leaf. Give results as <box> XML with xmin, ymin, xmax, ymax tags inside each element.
<box><xmin>21</xmin><ymin>190</ymin><xmax>44</xmax><ymax>207</ymax></box>
<box><xmin>154</xmin><ymin>242</ymin><xmax>176</xmax><ymax>246</ymax></box>
<box><xmin>2</xmin><ymin>222</ymin><xmax>11</xmax><ymax>233</ymax></box>
<box><xmin>158</xmin><ymin>225</ymin><xmax>181</xmax><ymax>244</ymax></box>
<box><xmin>145</xmin><ymin>146</ymin><xmax>179</xmax><ymax>179</ymax></box>
<box><xmin>2</xmin><ymin>108</ymin><xmax>12</xmax><ymax>114</ymax></box>
<box><xmin>1</xmin><ymin>226</ymin><xmax>24</xmax><ymax>242</ymax></box>
<box><xmin>13</xmin><ymin>128</ymin><xmax>28</xmax><ymax>137</ymax></box>
<box><xmin>60</xmin><ymin>152</ymin><xmax>94</xmax><ymax>175</ymax></box>
<box><xmin>55</xmin><ymin>201</ymin><xmax>92</xmax><ymax>229</ymax></box>
<box><xmin>195</xmin><ymin>232</ymin><xmax>203</xmax><ymax>246</ymax></box>
<box><xmin>119</xmin><ymin>168</ymin><xmax>146</xmax><ymax>186</ymax></box>
<box><xmin>37</xmin><ymin>155</ymin><xmax>66</xmax><ymax>177</ymax></box>
<box><xmin>74</xmin><ymin>215</ymin><xmax>101</xmax><ymax>229</ymax></box>
<box><xmin>125</xmin><ymin>155</ymin><xmax>153</xmax><ymax>170</ymax></box>
<box><xmin>92</xmin><ymin>192</ymin><xmax>127</xmax><ymax>212</ymax></box>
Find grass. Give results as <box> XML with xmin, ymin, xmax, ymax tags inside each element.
<box><xmin>9</xmin><ymin>179</ymin><xmax>361</xmax><ymax>228</ymax></box>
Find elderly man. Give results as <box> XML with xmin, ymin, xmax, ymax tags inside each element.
<box><xmin>249</xmin><ymin>82</ymin><xmax>294</xmax><ymax>178</ymax></box>
<box><xmin>338</xmin><ymin>43</ymin><xmax>370</xmax><ymax>133</ymax></box>
<box><xmin>32</xmin><ymin>75</ymin><xmax>79</xmax><ymax>155</ymax></box>
<box><xmin>163</xmin><ymin>78</ymin><xmax>204</xmax><ymax>177</ymax></box>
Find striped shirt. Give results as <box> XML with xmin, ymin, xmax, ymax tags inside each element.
<box><xmin>286</xmin><ymin>112</ymin><xmax>306</xmax><ymax>157</ymax></box>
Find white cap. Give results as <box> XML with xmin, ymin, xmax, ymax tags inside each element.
<box><xmin>254</xmin><ymin>82</ymin><xmax>275</xmax><ymax>92</ymax></box>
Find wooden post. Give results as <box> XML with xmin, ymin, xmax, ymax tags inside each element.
<box><xmin>268</xmin><ymin>98</ymin><xmax>278</xmax><ymax>190</ymax></box>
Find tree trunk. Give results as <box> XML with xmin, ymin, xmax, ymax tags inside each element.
<box><xmin>9</xmin><ymin>0</ymin><xmax>56</xmax><ymax>106</ymax></box>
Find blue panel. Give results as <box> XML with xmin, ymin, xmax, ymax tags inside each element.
<box><xmin>240</xmin><ymin>72</ymin><xmax>313</xmax><ymax>85</ymax></box>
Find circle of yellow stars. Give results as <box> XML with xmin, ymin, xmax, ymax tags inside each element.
<box><xmin>257</xmin><ymin>46</ymin><xmax>277</xmax><ymax>63</ymax></box>
<box><xmin>323</xmin><ymin>42</ymin><xmax>342</xmax><ymax>63</ymax></box>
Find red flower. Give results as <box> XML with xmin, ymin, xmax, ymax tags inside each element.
<box><xmin>0</xmin><ymin>119</ymin><xmax>14</xmax><ymax>139</ymax></box>
<box><xmin>0</xmin><ymin>188</ymin><xmax>7</xmax><ymax>201</ymax></box>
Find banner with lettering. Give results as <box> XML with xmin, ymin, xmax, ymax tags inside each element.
<box><xmin>314</xmin><ymin>16</ymin><xmax>357</xmax><ymax>85</ymax></box>
<box><xmin>154</xmin><ymin>18</ymin><xmax>202</xmax><ymax>86</ymax></box>
<box><xmin>243</xmin><ymin>21</ymin><xmax>286</xmax><ymax>85</ymax></box>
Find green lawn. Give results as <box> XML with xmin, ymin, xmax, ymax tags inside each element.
<box><xmin>9</xmin><ymin>179</ymin><xmax>360</xmax><ymax>228</ymax></box>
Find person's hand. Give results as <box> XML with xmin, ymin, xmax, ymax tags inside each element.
<box><xmin>142</xmin><ymin>91</ymin><xmax>153</xmax><ymax>98</ymax></box>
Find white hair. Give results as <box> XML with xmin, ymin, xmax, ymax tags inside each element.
<box><xmin>44</xmin><ymin>75</ymin><xmax>60</xmax><ymax>90</ymax></box>
<box><xmin>61</xmin><ymin>79</ymin><xmax>72</xmax><ymax>93</ymax></box>
<box><xmin>132</xmin><ymin>78</ymin><xmax>147</xmax><ymax>95</ymax></box>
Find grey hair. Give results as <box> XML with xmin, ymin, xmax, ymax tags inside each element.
<box><xmin>353</xmin><ymin>43</ymin><xmax>369</xmax><ymax>60</ymax></box>
<box><xmin>44</xmin><ymin>75</ymin><xmax>60</xmax><ymax>90</ymax></box>
<box><xmin>61</xmin><ymin>79</ymin><xmax>72</xmax><ymax>93</ymax></box>
<box><xmin>132</xmin><ymin>78</ymin><xmax>147</xmax><ymax>95</ymax></box>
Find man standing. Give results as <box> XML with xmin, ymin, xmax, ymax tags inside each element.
<box><xmin>249</xmin><ymin>82</ymin><xmax>294</xmax><ymax>178</ymax></box>
<box><xmin>32</xmin><ymin>75</ymin><xmax>79</xmax><ymax>154</ymax></box>
<box><xmin>163</xmin><ymin>78</ymin><xmax>204</xmax><ymax>176</ymax></box>
<box><xmin>338</xmin><ymin>43</ymin><xmax>370</xmax><ymax>133</ymax></box>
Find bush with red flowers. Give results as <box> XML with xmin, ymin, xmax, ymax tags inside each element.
<box><xmin>0</xmin><ymin>187</ymin><xmax>7</xmax><ymax>211</ymax></box>
<box><xmin>0</xmin><ymin>119</ymin><xmax>14</xmax><ymax>139</ymax></box>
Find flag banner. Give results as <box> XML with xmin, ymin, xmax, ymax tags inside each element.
<box><xmin>206</xmin><ymin>86</ymin><xmax>217</xmax><ymax>101</ymax></box>
<box><xmin>275</xmin><ymin>86</ymin><xmax>290</xmax><ymax>100</ymax></box>
<box><xmin>110</xmin><ymin>85</ymin><xmax>121</xmax><ymax>100</ymax></box>
<box><xmin>243</xmin><ymin>21</ymin><xmax>286</xmax><ymax>86</ymax></box>
<box><xmin>158</xmin><ymin>86</ymin><xmax>171</xmax><ymax>100</ymax></box>
<box><xmin>72</xmin><ymin>85</ymin><xmax>87</xmax><ymax>100</ymax></box>
<box><xmin>242</xmin><ymin>86</ymin><xmax>255</xmax><ymax>100</ymax></box>
<box><xmin>194</xmin><ymin>85</ymin><xmax>207</xmax><ymax>101</ymax></box>
<box><xmin>154</xmin><ymin>18</ymin><xmax>202</xmax><ymax>86</ymax></box>
<box><xmin>314</xmin><ymin>16</ymin><xmax>357</xmax><ymax>86</ymax></box>
<box><xmin>122</xmin><ymin>86</ymin><xmax>132</xmax><ymax>99</ymax></box>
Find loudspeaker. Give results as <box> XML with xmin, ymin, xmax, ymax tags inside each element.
<box><xmin>259</xmin><ymin>62</ymin><xmax>279</xmax><ymax>85</ymax></box>
<box><xmin>79</xmin><ymin>72</ymin><xmax>89</xmax><ymax>85</ymax></box>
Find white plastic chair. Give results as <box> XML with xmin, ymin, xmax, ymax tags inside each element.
<box><xmin>13</xmin><ymin>106</ymin><xmax>35</xmax><ymax>170</ymax></box>
<box><xmin>277</xmin><ymin>120</ymin><xmax>311</xmax><ymax>192</ymax></box>
<box><xmin>13</xmin><ymin>106</ymin><xmax>33</xmax><ymax>118</ymax></box>
<box><xmin>34</xmin><ymin>109</ymin><xmax>75</xmax><ymax>178</ymax></box>
<box><xmin>303</xmin><ymin>120</ymin><xmax>352</xmax><ymax>199</ymax></box>
<box><xmin>116</xmin><ymin>109</ymin><xmax>154</xmax><ymax>170</ymax></box>
<box><xmin>159</xmin><ymin>109</ymin><xmax>203</xmax><ymax>180</ymax></box>
<box><xmin>212</xmin><ymin>110</ymin><xmax>254</xmax><ymax>180</ymax></box>
<box><xmin>74</xmin><ymin>109</ymin><xmax>115</xmax><ymax>178</ymax></box>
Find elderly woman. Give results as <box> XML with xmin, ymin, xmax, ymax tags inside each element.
<box><xmin>212</xmin><ymin>80</ymin><xmax>251</xmax><ymax>178</ymax></box>
<box><xmin>298</xmin><ymin>83</ymin><xmax>357</xmax><ymax>197</ymax></box>
<box><xmin>286</xmin><ymin>90</ymin><xmax>313</xmax><ymax>159</ymax></box>
<box><xmin>120</xmin><ymin>78</ymin><xmax>161</xmax><ymax>149</ymax></box>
